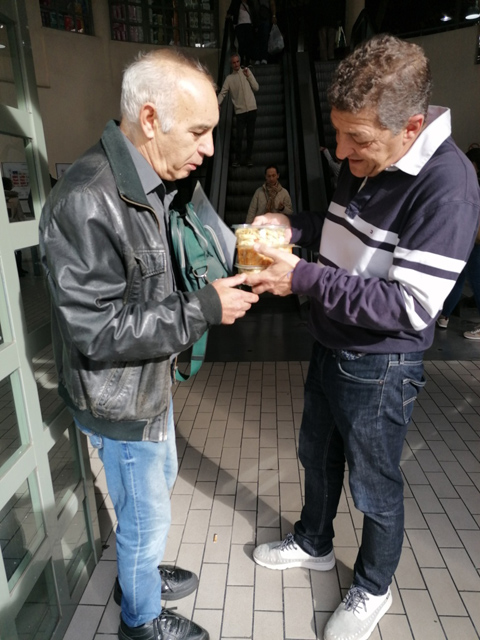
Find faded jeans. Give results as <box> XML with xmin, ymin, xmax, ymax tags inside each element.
<box><xmin>294</xmin><ymin>342</ymin><xmax>425</xmax><ymax>595</ymax></box>
<box><xmin>75</xmin><ymin>402</ymin><xmax>177</xmax><ymax>627</ymax></box>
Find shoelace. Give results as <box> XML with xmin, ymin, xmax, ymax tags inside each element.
<box><xmin>159</xmin><ymin>566</ymin><xmax>180</xmax><ymax>592</ymax></box>
<box><xmin>156</xmin><ymin>608</ymin><xmax>188</xmax><ymax>635</ymax></box>
<box><xmin>276</xmin><ymin>532</ymin><xmax>298</xmax><ymax>551</ymax></box>
<box><xmin>343</xmin><ymin>586</ymin><xmax>369</xmax><ymax>613</ymax></box>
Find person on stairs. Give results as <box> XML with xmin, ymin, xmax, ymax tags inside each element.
<box><xmin>218</xmin><ymin>53</ymin><xmax>259</xmax><ymax>168</ymax></box>
<box><xmin>246</xmin><ymin>164</ymin><xmax>292</xmax><ymax>222</ymax></box>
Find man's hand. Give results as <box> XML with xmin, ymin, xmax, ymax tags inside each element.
<box><xmin>243</xmin><ymin>244</ymin><xmax>300</xmax><ymax>295</ymax></box>
<box><xmin>243</xmin><ymin>67</ymin><xmax>250</xmax><ymax>77</ymax></box>
<box><xmin>251</xmin><ymin>213</ymin><xmax>292</xmax><ymax>243</ymax></box>
<box><xmin>212</xmin><ymin>274</ymin><xmax>259</xmax><ymax>324</ymax></box>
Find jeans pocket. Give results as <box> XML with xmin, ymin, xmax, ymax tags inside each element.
<box><xmin>402</xmin><ymin>376</ymin><xmax>426</xmax><ymax>424</ymax></box>
<box><xmin>74</xmin><ymin>419</ymin><xmax>104</xmax><ymax>449</ymax></box>
<box><xmin>335</xmin><ymin>352</ymin><xmax>385</xmax><ymax>384</ymax></box>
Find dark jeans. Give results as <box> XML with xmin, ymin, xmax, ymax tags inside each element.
<box><xmin>235</xmin><ymin>23</ymin><xmax>254</xmax><ymax>66</ymax></box>
<box><xmin>442</xmin><ymin>243</ymin><xmax>480</xmax><ymax>317</ymax></box>
<box><xmin>294</xmin><ymin>342</ymin><xmax>425</xmax><ymax>595</ymax></box>
<box><xmin>256</xmin><ymin>19</ymin><xmax>270</xmax><ymax>61</ymax></box>
<box><xmin>235</xmin><ymin>109</ymin><xmax>257</xmax><ymax>161</ymax></box>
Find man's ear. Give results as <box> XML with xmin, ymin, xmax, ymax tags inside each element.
<box><xmin>405</xmin><ymin>114</ymin><xmax>425</xmax><ymax>141</ymax></box>
<box><xmin>139</xmin><ymin>103</ymin><xmax>157</xmax><ymax>140</ymax></box>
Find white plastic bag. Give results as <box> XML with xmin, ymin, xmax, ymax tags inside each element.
<box><xmin>268</xmin><ymin>24</ymin><xmax>284</xmax><ymax>55</ymax></box>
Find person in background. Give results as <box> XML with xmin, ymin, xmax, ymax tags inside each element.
<box><xmin>227</xmin><ymin>0</ymin><xmax>256</xmax><ymax>67</ymax></box>
<box><xmin>245</xmin><ymin>34</ymin><xmax>480</xmax><ymax>640</ymax></box>
<box><xmin>246</xmin><ymin>164</ymin><xmax>292</xmax><ymax>222</ymax></box>
<box><xmin>254</xmin><ymin>0</ymin><xmax>277</xmax><ymax>64</ymax></box>
<box><xmin>218</xmin><ymin>53</ymin><xmax>259</xmax><ymax>168</ymax></box>
<box><xmin>39</xmin><ymin>48</ymin><xmax>258</xmax><ymax>640</ymax></box>
<box><xmin>436</xmin><ymin>146</ymin><xmax>480</xmax><ymax>339</ymax></box>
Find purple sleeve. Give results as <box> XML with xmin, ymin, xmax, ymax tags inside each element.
<box><xmin>291</xmin><ymin>260</ymin><xmax>414</xmax><ymax>331</ymax></box>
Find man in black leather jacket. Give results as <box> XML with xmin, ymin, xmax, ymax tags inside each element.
<box><xmin>39</xmin><ymin>48</ymin><xmax>258</xmax><ymax>640</ymax></box>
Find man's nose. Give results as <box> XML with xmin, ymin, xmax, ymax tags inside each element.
<box><xmin>199</xmin><ymin>132</ymin><xmax>214</xmax><ymax>158</ymax></box>
<box><xmin>335</xmin><ymin>133</ymin><xmax>353</xmax><ymax>160</ymax></box>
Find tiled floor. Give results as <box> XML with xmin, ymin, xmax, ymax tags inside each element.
<box><xmin>63</xmin><ymin>354</ymin><xmax>480</xmax><ymax>640</ymax></box>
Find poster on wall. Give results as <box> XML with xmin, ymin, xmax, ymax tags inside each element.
<box><xmin>2</xmin><ymin>162</ymin><xmax>30</xmax><ymax>200</ymax></box>
<box><xmin>55</xmin><ymin>163</ymin><xmax>72</xmax><ymax>179</ymax></box>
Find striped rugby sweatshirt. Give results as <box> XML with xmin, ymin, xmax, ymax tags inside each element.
<box><xmin>290</xmin><ymin>106</ymin><xmax>480</xmax><ymax>354</ymax></box>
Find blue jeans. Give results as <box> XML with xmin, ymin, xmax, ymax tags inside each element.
<box><xmin>294</xmin><ymin>343</ymin><xmax>425</xmax><ymax>595</ymax></box>
<box><xmin>75</xmin><ymin>402</ymin><xmax>178</xmax><ymax>627</ymax></box>
<box><xmin>442</xmin><ymin>243</ymin><xmax>480</xmax><ymax>317</ymax></box>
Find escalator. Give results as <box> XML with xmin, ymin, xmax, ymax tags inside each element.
<box><xmin>223</xmin><ymin>62</ymin><xmax>289</xmax><ymax>228</ymax></box>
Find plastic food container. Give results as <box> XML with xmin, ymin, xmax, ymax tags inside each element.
<box><xmin>233</xmin><ymin>224</ymin><xmax>291</xmax><ymax>268</ymax></box>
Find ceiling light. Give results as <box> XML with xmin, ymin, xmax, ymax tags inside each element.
<box><xmin>440</xmin><ymin>13</ymin><xmax>452</xmax><ymax>21</ymax></box>
<box><xmin>466</xmin><ymin>2</ymin><xmax>480</xmax><ymax>19</ymax></box>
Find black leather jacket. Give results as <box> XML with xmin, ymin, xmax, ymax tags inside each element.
<box><xmin>39</xmin><ymin>121</ymin><xmax>222</xmax><ymax>442</ymax></box>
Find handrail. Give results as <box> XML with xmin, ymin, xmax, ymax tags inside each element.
<box><xmin>204</xmin><ymin>17</ymin><xmax>234</xmax><ymax>217</ymax></box>
<box><xmin>283</xmin><ymin>49</ymin><xmax>302</xmax><ymax>213</ymax></box>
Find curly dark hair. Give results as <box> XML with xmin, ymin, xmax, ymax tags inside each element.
<box><xmin>327</xmin><ymin>34</ymin><xmax>432</xmax><ymax>135</ymax></box>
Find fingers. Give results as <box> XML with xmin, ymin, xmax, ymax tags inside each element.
<box><xmin>219</xmin><ymin>272</ymin><xmax>248</xmax><ymax>288</ymax></box>
<box><xmin>211</xmin><ymin>277</ymin><xmax>259</xmax><ymax>325</ymax></box>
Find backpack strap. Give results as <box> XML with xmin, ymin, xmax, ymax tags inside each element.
<box><xmin>175</xmin><ymin>331</ymin><xmax>209</xmax><ymax>382</ymax></box>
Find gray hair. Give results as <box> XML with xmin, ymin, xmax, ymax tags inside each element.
<box><xmin>327</xmin><ymin>34</ymin><xmax>432</xmax><ymax>134</ymax></box>
<box><xmin>120</xmin><ymin>48</ymin><xmax>215</xmax><ymax>133</ymax></box>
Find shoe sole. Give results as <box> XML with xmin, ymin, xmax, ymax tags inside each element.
<box><xmin>464</xmin><ymin>334</ymin><xmax>480</xmax><ymax>340</ymax></box>
<box><xmin>253</xmin><ymin>553</ymin><xmax>335</xmax><ymax>572</ymax></box>
<box><xmin>358</xmin><ymin>591</ymin><xmax>392</xmax><ymax>640</ymax></box>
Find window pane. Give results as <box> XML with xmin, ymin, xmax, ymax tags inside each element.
<box><xmin>0</xmin><ymin>375</ymin><xmax>23</xmax><ymax>471</ymax></box>
<box><xmin>48</xmin><ymin>425</ymin><xmax>82</xmax><ymax>515</ymax></box>
<box><xmin>19</xmin><ymin>244</ymin><xmax>50</xmax><ymax>333</ymax></box>
<box><xmin>109</xmin><ymin>1</ymin><xmax>217</xmax><ymax>47</ymax></box>
<box><xmin>1</xmin><ymin>134</ymin><xmax>34</xmax><ymax>221</ymax></box>
<box><xmin>62</xmin><ymin>498</ymin><xmax>93</xmax><ymax>594</ymax></box>
<box><xmin>0</xmin><ymin>21</ymin><xmax>19</xmax><ymax>110</ymax></box>
<box><xmin>39</xmin><ymin>0</ymin><xmax>93</xmax><ymax>35</ymax></box>
<box><xmin>33</xmin><ymin>344</ymin><xmax>64</xmax><ymax>425</ymax></box>
<box><xmin>1</xmin><ymin>473</ymin><xmax>46</xmax><ymax>590</ymax></box>
<box><xmin>14</xmin><ymin>561</ymin><xmax>59</xmax><ymax>640</ymax></box>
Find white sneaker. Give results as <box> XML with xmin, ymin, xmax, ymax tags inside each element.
<box><xmin>324</xmin><ymin>585</ymin><xmax>392</xmax><ymax>640</ymax></box>
<box><xmin>464</xmin><ymin>324</ymin><xmax>480</xmax><ymax>340</ymax></box>
<box><xmin>253</xmin><ymin>533</ymin><xmax>336</xmax><ymax>571</ymax></box>
<box><xmin>436</xmin><ymin>315</ymin><xmax>449</xmax><ymax>328</ymax></box>
<box><xmin>261</xmin><ymin>59</ymin><xmax>268</xmax><ymax>64</ymax></box>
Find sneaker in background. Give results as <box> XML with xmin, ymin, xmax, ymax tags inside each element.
<box><xmin>464</xmin><ymin>324</ymin><xmax>480</xmax><ymax>340</ymax></box>
<box><xmin>253</xmin><ymin>532</ymin><xmax>335</xmax><ymax>571</ymax></box>
<box><xmin>324</xmin><ymin>585</ymin><xmax>392</xmax><ymax>640</ymax></box>
<box><xmin>436</xmin><ymin>315</ymin><xmax>449</xmax><ymax>328</ymax></box>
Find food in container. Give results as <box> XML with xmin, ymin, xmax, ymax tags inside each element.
<box><xmin>234</xmin><ymin>264</ymin><xmax>266</xmax><ymax>274</ymax></box>
<box><xmin>233</xmin><ymin>224</ymin><xmax>291</xmax><ymax>268</ymax></box>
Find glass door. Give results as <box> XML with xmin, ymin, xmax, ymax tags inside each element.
<box><xmin>0</xmin><ymin>2</ymin><xmax>101</xmax><ymax>639</ymax></box>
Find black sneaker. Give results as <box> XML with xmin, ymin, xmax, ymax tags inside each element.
<box><xmin>118</xmin><ymin>608</ymin><xmax>209</xmax><ymax>640</ymax></box>
<box><xmin>247</xmin><ymin>159</ymin><xmax>253</xmax><ymax>167</ymax></box>
<box><xmin>231</xmin><ymin>160</ymin><xmax>240</xmax><ymax>168</ymax></box>
<box><xmin>114</xmin><ymin>566</ymin><xmax>199</xmax><ymax>605</ymax></box>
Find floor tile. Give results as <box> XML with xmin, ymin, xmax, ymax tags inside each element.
<box><xmin>63</xmin><ymin>357</ymin><xmax>480</xmax><ymax>640</ymax></box>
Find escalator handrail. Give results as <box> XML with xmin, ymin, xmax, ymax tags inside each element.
<box><xmin>204</xmin><ymin>17</ymin><xmax>234</xmax><ymax>218</ymax></box>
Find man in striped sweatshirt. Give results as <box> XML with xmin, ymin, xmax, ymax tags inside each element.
<box><xmin>247</xmin><ymin>34</ymin><xmax>480</xmax><ymax>640</ymax></box>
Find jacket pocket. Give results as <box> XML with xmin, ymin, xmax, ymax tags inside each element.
<box><xmin>135</xmin><ymin>250</ymin><xmax>166</xmax><ymax>278</ymax></box>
